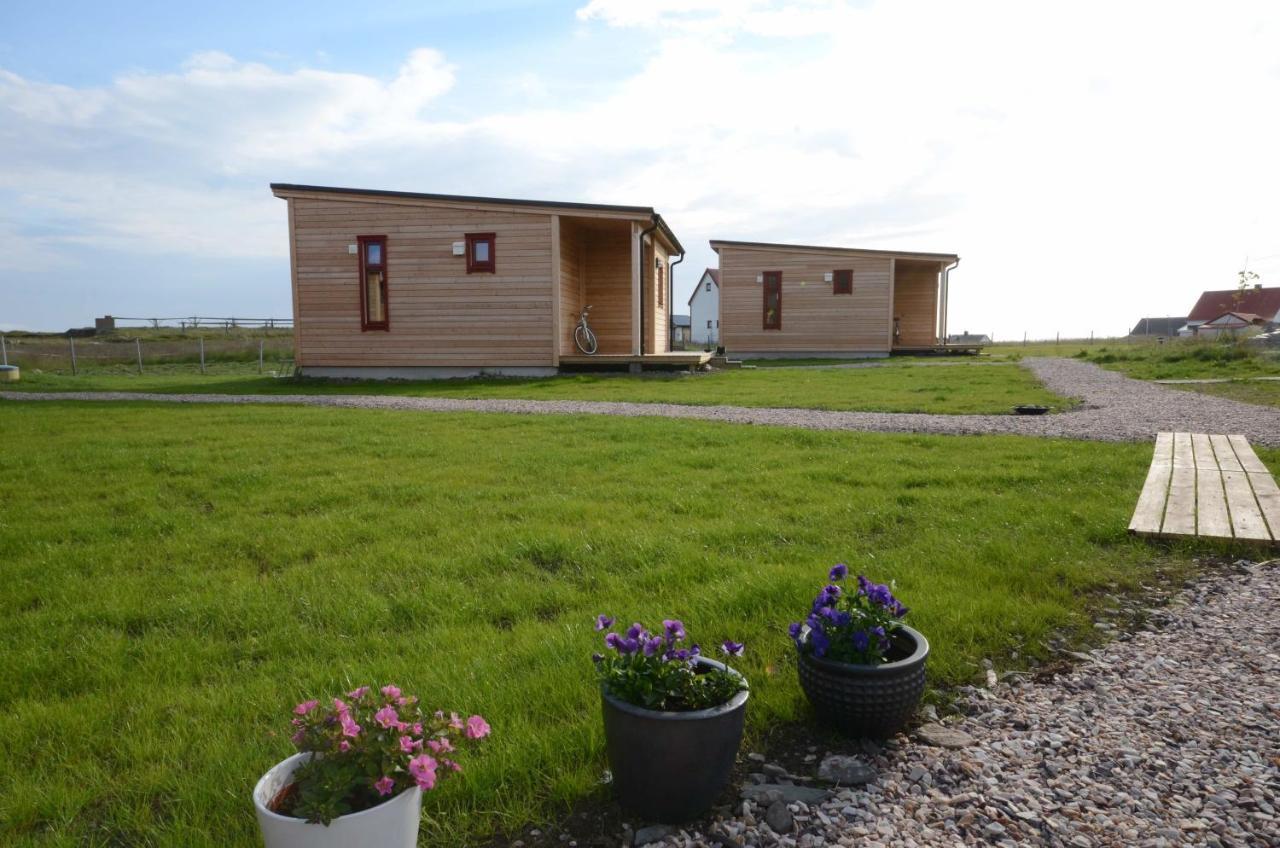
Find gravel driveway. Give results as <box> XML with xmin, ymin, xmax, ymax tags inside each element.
<box><xmin>645</xmin><ymin>559</ymin><xmax>1280</xmax><ymax>848</ymax></box>
<box><xmin>5</xmin><ymin>358</ymin><xmax>1280</xmax><ymax>446</ymax></box>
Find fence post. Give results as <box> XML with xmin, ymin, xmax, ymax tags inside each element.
<box><xmin>135</xmin><ymin>338</ymin><xmax>143</xmax><ymax>374</ymax></box>
<box><xmin>258</xmin><ymin>339</ymin><xmax>264</xmax><ymax>374</ymax></box>
<box><xmin>69</xmin><ymin>335</ymin><xmax>78</xmax><ymax>375</ymax></box>
<box><xmin>199</xmin><ymin>337</ymin><xmax>206</xmax><ymax>374</ymax></box>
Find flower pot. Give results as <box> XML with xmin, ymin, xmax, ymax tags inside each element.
<box><xmin>253</xmin><ymin>753</ymin><xmax>422</xmax><ymax>848</ymax></box>
<box><xmin>796</xmin><ymin>624</ymin><xmax>929</xmax><ymax>738</ymax></box>
<box><xmin>601</xmin><ymin>657</ymin><xmax>748</xmax><ymax>823</ymax></box>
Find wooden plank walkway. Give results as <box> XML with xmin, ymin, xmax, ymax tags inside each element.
<box><xmin>1129</xmin><ymin>432</ymin><xmax>1280</xmax><ymax>544</ymax></box>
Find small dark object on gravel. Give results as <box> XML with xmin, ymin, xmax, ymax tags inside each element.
<box><xmin>1013</xmin><ymin>404</ymin><xmax>1051</xmax><ymax>415</ymax></box>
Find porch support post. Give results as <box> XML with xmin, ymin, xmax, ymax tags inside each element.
<box><xmin>550</xmin><ymin>214</ymin><xmax>561</xmax><ymax>367</ymax></box>
<box><xmin>631</xmin><ymin>222</ymin><xmax>642</xmax><ymax>355</ymax></box>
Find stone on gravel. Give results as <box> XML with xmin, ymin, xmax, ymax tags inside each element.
<box><xmin>740</xmin><ymin>784</ymin><xmax>831</xmax><ymax>805</ymax></box>
<box><xmin>816</xmin><ymin>755</ymin><xmax>876</xmax><ymax>785</ymax></box>
<box><xmin>764</xmin><ymin>800</ymin><xmax>793</xmax><ymax>834</ymax></box>
<box><xmin>633</xmin><ymin>824</ymin><xmax>673</xmax><ymax>846</ymax></box>
<box><xmin>915</xmin><ymin>723</ymin><xmax>975</xmax><ymax>749</ymax></box>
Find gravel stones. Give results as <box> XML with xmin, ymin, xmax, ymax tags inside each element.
<box><xmin>10</xmin><ymin>357</ymin><xmax>1280</xmax><ymax>445</ymax></box>
<box><xmin>739</xmin><ymin>784</ymin><xmax>830</xmax><ymax>805</ymax></box>
<box><xmin>763</xmin><ymin>800</ymin><xmax>793</xmax><ymax>834</ymax></box>
<box><xmin>643</xmin><ymin>560</ymin><xmax>1280</xmax><ymax>847</ymax></box>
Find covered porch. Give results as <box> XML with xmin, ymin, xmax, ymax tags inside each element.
<box><xmin>554</xmin><ymin>213</ymin><xmax>683</xmax><ymax>365</ymax></box>
<box><xmin>891</xmin><ymin>257</ymin><xmax>968</xmax><ymax>352</ymax></box>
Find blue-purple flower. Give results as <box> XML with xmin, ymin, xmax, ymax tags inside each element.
<box><xmin>662</xmin><ymin>619</ymin><xmax>686</xmax><ymax>642</ymax></box>
<box><xmin>595</xmin><ymin>614</ymin><xmax>615</xmax><ymax>632</ymax></box>
<box><xmin>720</xmin><ymin>640</ymin><xmax>744</xmax><ymax>657</ymax></box>
<box><xmin>829</xmin><ymin>563</ymin><xmax>848</xmax><ymax>581</ymax></box>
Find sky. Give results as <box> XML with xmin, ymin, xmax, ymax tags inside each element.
<box><xmin>1</xmin><ymin>0</ymin><xmax>1278</xmax><ymax>338</ymax></box>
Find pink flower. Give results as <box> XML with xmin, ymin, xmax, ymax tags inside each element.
<box><xmin>426</xmin><ymin>737</ymin><xmax>454</xmax><ymax>754</ymax></box>
<box><xmin>340</xmin><ymin>713</ymin><xmax>361</xmax><ymax>738</ymax></box>
<box><xmin>293</xmin><ymin>700</ymin><xmax>319</xmax><ymax>716</ymax></box>
<box><xmin>398</xmin><ymin>696</ymin><xmax>417</xmax><ymax>706</ymax></box>
<box><xmin>465</xmin><ymin>715</ymin><xmax>491</xmax><ymax>739</ymax></box>
<box><xmin>448</xmin><ymin>712</ymin><xmax>464</xmax><ymax>730</ymax></box>
<box><xmin>408</xmin><ymin>754</ymin><xmax>438</xmax><ymax>790</ymax></box>
<box><xmin>442</xmin><ymin>758</ymin><xmax>462</xmax><ymax>772</ymax></box>
<box><xmin>374</xmin><ymin>776</ymin><xmax>395</xmax><ymax>796</ymax></box>
<box><xmin>290</xmin><ymin>729</ymin><xmax>305</xmax><ymax>746</ymax></box>
<box><xmin>381</xmin><ymin>685</ymin><xmax>401</xmax><ymax>700</ymax></box>
<box><xmin>333</xmin><ymin>698</ymin><xmax>349</xmax><ymax>715</ymax></box>
<box><xmin>399</xmin><ymin>735</ymin><xmax>421</xmax><ymax>754</ymax></box>
<box><xmin>412</xmin><ymin>723</ymin><xmax>423</xmax><ymax>735</ymax></box>
<box><xmin>338</xmin><ymin>740</ymin><xmax>351</xmax><ymax>752</ymax></box>
<box><xmin>347</xmin><ymin>686</ymin><xmax>370</xmax><ymax>700</ymax></box>
<box><xmin>374</xmin><ymin>706</ymin><xmax>400</xmax><ymax>729</ymax></box>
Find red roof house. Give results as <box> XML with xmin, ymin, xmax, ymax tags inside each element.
<box><xmin>1187</xmin><ymin>286</ymin><xmax>1280</xmax><ymax>323</ymax></box>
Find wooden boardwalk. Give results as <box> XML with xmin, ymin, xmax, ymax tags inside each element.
<box><xmin>1129</xmin><ymin>432</ymin><xmax>1280</xmax><ymax>545</ymax></box>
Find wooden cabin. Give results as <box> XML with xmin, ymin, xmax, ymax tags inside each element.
<box><xmin>270</xmin><ymin>184</ymin><xmax>704</xmax><ymax>378</ymax></box>
<box><xmin>710</xmin><ymin>240</ymin><xmax>962</xmax><ymax>358</ymax></box>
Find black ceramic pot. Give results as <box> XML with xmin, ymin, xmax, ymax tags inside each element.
<box><xmin>797</xmin><ymin>624</ymin><xmax>929</xmax><ymax>738</ymax></box>
<box><xmin>601</xmin><ymin>657</ymin><xmax>748</xmax><ymax>823</ymax></box>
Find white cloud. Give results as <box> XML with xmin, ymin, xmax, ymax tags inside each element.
<box><xmin>2</xmin><ymin>0</ymin><xmax>1279</xmax><ymax>336</ymax></box>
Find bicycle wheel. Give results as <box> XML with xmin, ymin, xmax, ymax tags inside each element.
<box><xmin>574</xmin><ymin>324</ymin><xmax>598</xmax><ymax>355</ymax></box>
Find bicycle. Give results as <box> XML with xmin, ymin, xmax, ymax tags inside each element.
<box><xmin>573</xmin><ymin>305</ymin><xmax>598</xmax><ymax>355</ymax></box>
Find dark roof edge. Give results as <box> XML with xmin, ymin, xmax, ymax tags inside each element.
<box><xmin>709</xmin><ymin>238</ymin><xmax>958</xmax><ymax>261</ymax></box>
<box><xmin>270</xmin><ymin>183</ymin><xmax>659</xmax><ymax>215</ymax></box>
<box><xmin>270</xmin><ymin>183</ymin><xmax>682</xmax><ymax>254</ymax></box>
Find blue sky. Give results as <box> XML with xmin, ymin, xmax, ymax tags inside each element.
<box><xmin>2</xmin><ymin>1</ymin><xmax>1279</xmax><ymax>335</ymax></box>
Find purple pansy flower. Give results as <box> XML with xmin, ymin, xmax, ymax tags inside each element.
<box><xmin>829</xmin><ymin>563</ymin><xmax>848</xmax><ymax>581</ymax></box>
<box><xmin>720</xmin><ymin>640</ymin><xmax>744</xmax><ymax>657</ymax></box>
<box><xmin>595</xmin><ymin>614</ymin><xmax>615</xmax><ymax>632</ymax></box>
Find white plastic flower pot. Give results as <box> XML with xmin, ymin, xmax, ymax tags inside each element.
<box><xmin>253</xmin><ymin>753</ymin><xmax>422</xmax><ymax>848</ymax></box>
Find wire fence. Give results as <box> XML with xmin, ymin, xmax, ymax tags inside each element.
<box><xmin>0</xmin><ymin>333</ymin><xmax>295</xmax><ymax>377</ymax></box>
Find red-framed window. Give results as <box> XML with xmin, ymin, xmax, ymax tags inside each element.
<box><xmin>762</xmin><ymin>271</ymin><xmax>782</xmax><ymax>330</ymax></box>
<box><xmin>833</xmin><ymin>269</ymin><xmax>853</xmax><ymax>295</ymax></box>
<box><xmin>358</xmin><ymin>235</ymin><xmax>388</xmax><ymax>331</ymax></box>
<box><xmin>466</xmin><ymin>232</ymin><xmax>495</xmax><ymax>273</ymax></box>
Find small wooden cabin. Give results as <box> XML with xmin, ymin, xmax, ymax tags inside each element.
<box><xmin>270</xmin><ymin>184</ymin><xmax>699</xmax><ymax>378</ymax></box>
<box><xmin>710</xmin><ymin>240</ymin><xmax>961</xmax><ymax>358</ymax></box>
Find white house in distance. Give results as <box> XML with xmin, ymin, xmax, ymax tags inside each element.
<box><xmin>688</xmin><ymin>268</ymin><xmax>720</xmax><ymax>347</ymax></box>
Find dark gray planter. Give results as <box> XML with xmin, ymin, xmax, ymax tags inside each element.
<box><xmin>797</xmin><ymin>624</ymin><xmax>928</xmax><ymax>738</ymax></box>
<box><xmin>601</xmin><ymin>657</ymin><xmax>748</xmax><ymax>823</ymax></box>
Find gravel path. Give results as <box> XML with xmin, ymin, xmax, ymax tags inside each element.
<box><xmin>642</xmin><ymin>559</ymin><xmax>1280</xmax><ymax>848</ymax></box>
<box><xmin>5</xmin><ymin>358</ymin><xmax>1280</xmax><ymax>446</ymax></box>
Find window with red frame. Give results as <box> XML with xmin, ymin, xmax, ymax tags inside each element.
<box><xmin>833</xmin><ymin>269</ymin><xmax>853</xmax><ymax>295</ymax></box>
<box><xmin>763</xmin><ymin>271</ymin><xmax>782</xmax><ymax>329</ymax></box>
<box><xmin>358</xmin><ymin>235</ymin><xmax>388</xmax><ymax>331</ymax></box>
<box><xmin>466</xmin><ymin>232</ymin><xmax>496</xmax><ymax>273</ymax></box>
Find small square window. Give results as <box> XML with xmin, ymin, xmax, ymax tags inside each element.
<box><xmin>465</xmin><ymin>233</ymin><xmax>495</xmax><ymax>273</ymax></box>
<box><xmin>707</xmin><ymin>320</ymin><xmax>712</xmax><ymax>328</ymax></box>
<box><xmin>833</xmin><ymin>269</ymin><xmax>853</xmax><ymax>295</ymax></box>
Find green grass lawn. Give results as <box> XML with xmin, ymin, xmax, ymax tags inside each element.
<box><xmin>2</xmin><ymin>401</ymin><xmax>1268</xmax><ymax>846</ymax></box>
<box><xmin>1170</xmin><ymin>379</ymin><xmax>1280</xmax><ymax>409</ymax></box>
<box><xmin>3</xmin><ymin>359</ymin><xmax>1066</xmax><ymax>415</ymax></box>
<box><xmin>1065</xmin><ymin>340</ymin><xmax>1280</xmax><ymax>380</ymax></box>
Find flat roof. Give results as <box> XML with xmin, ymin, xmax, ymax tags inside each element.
<box><xmin>709</xmin><ymin>238</ymin><xmax>958</xmax><ymax>263</ymax></box>
<box><xmin>270</xmin><ymin>183</ymin><xmax>683</xmax><ymax>253</ymax></box>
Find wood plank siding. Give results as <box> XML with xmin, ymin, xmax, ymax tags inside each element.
<box><xmin>580</xmin><ymin>222</ymin><xmax>634</xmax><ymax>355</ymax></box>
<box><xmin>558</xmin><ymin>217</ymin><xmax>586</xmax><ymax>357</ymax></box>
<box><xmin>288</xmin><ymin>196</ymin><xmax>556</xmax><ymax>367</ymax></box>
<box><xmin>712</xmin><ymin>241</ymin><xmax>955</xmax><ymax>356</ymax></box>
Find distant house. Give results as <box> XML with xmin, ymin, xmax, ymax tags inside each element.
<box><xmin>1129</xmin><ymin>317</ymin><xmax>1186</xmax><ymax>337</ymax></box>
<box><xmin>710</xmin><ymin>240</ymin><xmax>959</xmax><ymax>359</ymax></box>
<box><xmin>670</xmin><ymin>314</ymin><xmax>691</xmax><ymax>346</ymax></box>
<box><xmin>688</xmin><ymin>268</ymin><xmax>720</xmax><ymax>347</ymax></box>
<box><xmin>1194</xmin><ymin>311</ymin><xmax>1270</xmax><ymax>338</ymax></box>
<box><xmin>947</xmin><ymin>331</ymin><xmax>991</xmax><ymax>344</ymax></box>
<box><xmin>1182</xmin><ymin>286</ymin><xmax>1280</xmax><ymax>336</ymax></box>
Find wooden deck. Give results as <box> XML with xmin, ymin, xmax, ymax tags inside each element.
<box><xmin>1129</xmin><ymin>432</ymin><xmax>1280</xmax><ymax>545</ymax></box>
<box><xmin>559</xmin><ymin>351</ymin><xmax>713</xmax><ymax>370</ymax></box>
